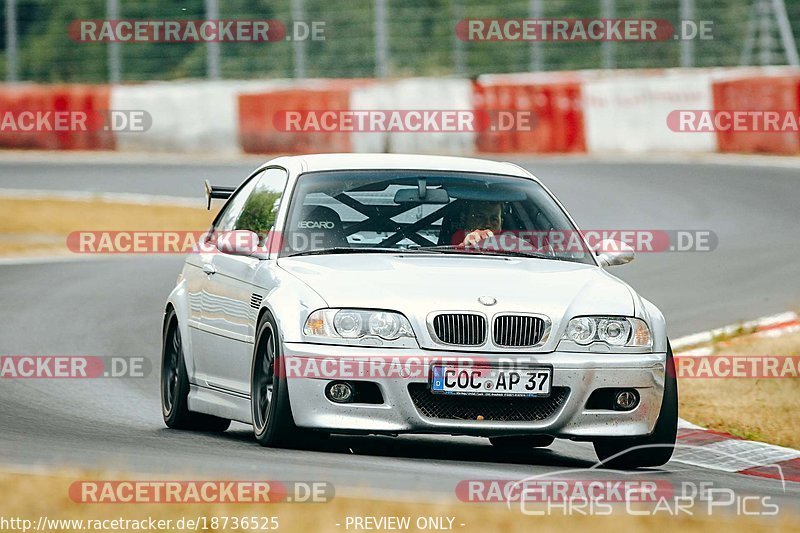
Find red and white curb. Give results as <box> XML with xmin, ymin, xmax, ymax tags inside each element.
<box><xmin>675</xmin><ymin>424</ymin><xmax>800</xmax><ymax>482</ymax></box>
<box><xmin>672</xmin><ymin>312</ymin><xmax>800</xmax><ymax>482</ymax></box>
<box><xmin>672</xmin><ymin>311</ymin><xmax>800</xmax><ymax>355</ymax></box>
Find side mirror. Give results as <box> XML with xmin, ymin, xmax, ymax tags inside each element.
<box><xmin>595</xmin><ymin>239</ymin><xmax>635</xmax><ymax>267</ymax></box>
<box><xmin>216</xmin><ymin>230</ymin><xmax>260</xmax><ymax>256</ymax></box>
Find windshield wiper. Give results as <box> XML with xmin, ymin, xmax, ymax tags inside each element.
<box><xmin>287</xmin><ymin>245</ymin><xmax>581</xmax><ymax>263</ymax></box>
<box><xmin>286</xmin><ymin>247</ymin><xmax>408</xmax><ymax>257</ymax></box>
<box><xmin>413</xmin><ymin>244</ymin><xmax>576</xmax><ymax>261</ymax></box>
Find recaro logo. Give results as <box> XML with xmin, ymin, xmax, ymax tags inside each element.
<box><xmin>298</xmin><ymin>220</ymin><xmax>334</xmax><ymax>229</ymax></box>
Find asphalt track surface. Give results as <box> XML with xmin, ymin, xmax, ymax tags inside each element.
<box><xmin>0</xmin><ymin>156</ymin><xmax>798</xmax><ymax>509</ymax></box>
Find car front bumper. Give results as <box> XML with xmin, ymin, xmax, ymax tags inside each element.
<box><xmin>282</xmin><ymin>342</ymin><xmax>666</xmax><ymax>439</ymax></box>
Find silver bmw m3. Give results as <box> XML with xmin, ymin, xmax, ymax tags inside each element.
<box><xmin>161</xmin><ymin>153</ymin><xmax>677</xmax><ymax>469</ymax></box>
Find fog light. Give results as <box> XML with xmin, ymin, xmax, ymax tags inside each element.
<box><xmin>326</xmin><ymin>381</ymin><xmax>354</xmax><ymax>403</ymax></box>
<box><xmin>614</xmin><ymin>389</ymin><xmax>639</xmax><ymax>411</ymax></box>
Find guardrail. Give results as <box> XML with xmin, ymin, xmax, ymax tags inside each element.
<box><xmin>1</xmin><ymin>67</ymin><xmax>798</xmax><ymax>155</ymax></box>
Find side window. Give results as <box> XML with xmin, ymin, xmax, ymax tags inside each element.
<box><xmin>214</xmin><ymin>179</ymin><xmax>258</xmax><ymax>233</ymax></box>
<box><xmin>233</xmin><ymin>168</ymin><xmax>288</xmax><ymax>242</ymax></box>
<box><xmin>213</xmin><ymin>168</ymin><xmax>287</xmax><ymax>234</ymax></box>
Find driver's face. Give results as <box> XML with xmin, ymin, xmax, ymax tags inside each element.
<box><xmin>464</xmin><ymin>203</ymin><xmax>503</xmax><ymax>233</ymax></box>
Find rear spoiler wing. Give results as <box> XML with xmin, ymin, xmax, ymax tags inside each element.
<box><xmin>204</xmin><ymin>179</ymin><xmax>236</xmax><ymax>210</ymax></box>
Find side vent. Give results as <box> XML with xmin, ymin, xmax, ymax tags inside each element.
<box><xmin>250</xmin><ymin>293</ymin><xmax>263</xmax><ymax>310</ymax></box>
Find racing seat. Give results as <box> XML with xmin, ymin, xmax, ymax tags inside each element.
<box><xmin>437</xmin><ymin>201</ymin><xmax>467</xmax><ymax>245</ymax></box>
<box><xmin>285</xmin><ymin>205</ymin><xmax>349</xmax><ymax>253</ymax></box>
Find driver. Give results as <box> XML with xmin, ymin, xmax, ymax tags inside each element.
<box><xmin>453</xmin><ymin>201</ymin><xmax>554</xmax><ymax>255</ymax></box>
<box><xmin>456</xmin><ymin>201</ymin><xmax>504</xmax><ymax>247</ymax></box>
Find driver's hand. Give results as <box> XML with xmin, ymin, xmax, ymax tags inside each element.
<box><xmin>461</xmin><ymin>229</ymin><xmax>494</xmax><ymax>247</ymax></box>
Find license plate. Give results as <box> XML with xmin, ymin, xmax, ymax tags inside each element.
<box><xmin>430</xmin><ymin>365</ymin><xmax>552</xmax><ymax>397</ymax></box>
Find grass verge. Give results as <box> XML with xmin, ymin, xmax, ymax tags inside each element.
<box><xmin>677</xmin><ymin>331</ymin><xmax>800</xmax><ymax>449</ymax></box>
<box><xmin>0</xmin><ymin>197</ymin><xmax>214</xmax><ymax>257</ymax></box>
<box><xmin>0</xmin><ymin>471</ymin><xmax>796</xmax><ymax>533</ymax></box>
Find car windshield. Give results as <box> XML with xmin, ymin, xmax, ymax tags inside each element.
<box><xmin>279</xmin><ymin>170</ymin><xmax>595</xmax><ymax>265</ymax></box>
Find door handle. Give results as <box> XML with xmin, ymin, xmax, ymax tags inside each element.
<box><xmin>202</xmin><ymin>263</ymin><xmax>217</xmax><ymax>276</ymax></box>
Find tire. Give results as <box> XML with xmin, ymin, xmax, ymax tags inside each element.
<box><xmin>251</xmin><ymin>312</ymin><xmax>318</xmax><ymax>447</ymax></box>
<box><xmin>592</xmin><ymin>343</ymin><xmax>678</xmax><ymax>469</ymax></box>
<box><xmin>161</xmin><ymin>309</ymin><xmax>231</xmax><ymax>432</ymax></box>
<box><xmin>489</xmin><ymin>435</ymin><xmax>555</xmax><ymax>449</ymax></box>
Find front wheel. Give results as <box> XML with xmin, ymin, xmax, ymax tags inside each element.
<box><xmin>251</xmin><ymin>313</ymin><xmax>311</xmax><ymax>447</ymax></box>
<box><xmin>592</xmin><ymin>343</ymin><xmax>678</xmax><ymax>469</ymax></box>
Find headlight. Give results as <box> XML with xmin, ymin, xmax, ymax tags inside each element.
<box><xmin>565</xmin><ymin>317</ymin><xmax>596</xmax><ymax>345</ymax></box>
<box><xmin>333</xmin><ymin>311</ymin><xmax>363</xmax><ymax>338</ymax></box>
<box><xmin>597</xmin><ymin>318</ymin><xmax>630</xmax><ymax>346</ymax></box>
<box><xmin>562</xmin><ymin>316</ymin><xmax>651</xmax><ymax>349</ymax></box>
<box><xmin>368</xmin><ymin>312</ymin><xmax>402</xmax><ymax>338</ymax></box>
<box><xmin>304</xmin><ymin>309</ymin><xmax>415</xmax><ymax>341</ymax></box>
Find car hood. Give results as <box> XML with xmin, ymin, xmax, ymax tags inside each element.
<box><xmin>277</xmin><ymin>254</ymin><xmax>635</xmax><ymax>351</ymax></box>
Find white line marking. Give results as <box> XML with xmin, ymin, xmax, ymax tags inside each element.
<box><xmin>512</xmin><ymin>152</ymin><xmax>800</xmax><ymax>170</ymax></box>
<box><xmin>678</xmin><ymin>419</ymin><xmax>704</xmax><ymax>430</ymax></box>
<box><xmin>0</xmin><ymin>150</ymin><xmax>266</xmax><ymax>165</ymax></box>
<box><xmin>0</xmin><ymin>254</ymin><xmax>155</xmax><ymax>266</ymax></box>
<box><xmin>672</xmin><ymin>311</ymin><xmax>799</xmax><ymax>350</ymax></box>
<box><xmin>0</xmin><ymin>187</ymin><xmax>201</xmax><ymax>208</ymax></box>
<box><xmin>673</xmin><ymin>439</ymin><xmax>800</xmax><ymax>472</ymax></box>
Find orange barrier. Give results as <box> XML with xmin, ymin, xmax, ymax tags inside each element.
<box><xmin>712</xmin><ymin>75</ymin><xmax>800</xmax><ymax>155</ymax></box>
<box><xmin>238</xmin><ymin>80</ymin><xmax>371</xmax><ymax>154</ymax></box>
<box><xmin>6</xmin><ymin>71</ymin><xmax>800</xmax><ymax>156</ymax></box>
<box><xmin>474</xmin><ymin>77</ymin><xmax>585</xmax><ymax>153</ymax></box>
<box><xmin>0</xmin><ymin>84</ymin><xmax>114</xmax><ymax>150</ymax></box>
